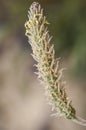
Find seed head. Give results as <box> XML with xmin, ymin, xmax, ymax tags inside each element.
<box><xmin>25</xmin><ymin>2</ymin><xmax>76</xmax><ymax>119</ymax></box>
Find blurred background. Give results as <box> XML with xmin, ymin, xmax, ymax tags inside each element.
<box><xmin>0</xmin><ymin>0</ymin><xmax>86</xmax><ymax>130</ymax></box>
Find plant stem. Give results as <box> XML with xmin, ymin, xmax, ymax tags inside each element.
<box><xmin>72</xmin><ymin>116</ymin><xmax>86</xmax><ymax>126</ymax></box>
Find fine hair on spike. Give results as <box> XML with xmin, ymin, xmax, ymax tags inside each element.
<box><xmin>25</xmin><ymin>2</ymin><xmax>86</xmax><ymax>126</ymax></box>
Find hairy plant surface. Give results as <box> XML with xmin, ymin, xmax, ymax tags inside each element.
<box><xmin>25</xmin><ymin>2</ymin><xmax>86</xmax><ymax>126</ymax></box>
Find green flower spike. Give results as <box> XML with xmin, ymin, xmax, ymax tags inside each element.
<box><xmin>25</xmin><ymin>2</ymin><xmax>86</xmax><ymax>126</ymax></box>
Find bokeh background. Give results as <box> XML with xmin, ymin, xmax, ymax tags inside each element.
<box><xmin>0</xmin><ymin>0</ymin><xmax>86</xmax><ymax>130</ymax></box>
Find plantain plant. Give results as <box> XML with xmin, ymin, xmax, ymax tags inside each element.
<box><xmin>25</xmin><ymin>2</ymin><xmax>86</xmax><ymax>126</ymax></box>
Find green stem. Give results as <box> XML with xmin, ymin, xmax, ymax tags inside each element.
<box><xmin>72</xmin><ymin>116</ymin><xmax>86</xmax><ymax>126</ymax></box>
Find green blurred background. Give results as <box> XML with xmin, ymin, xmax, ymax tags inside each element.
<box><xmin>1</xmin><ymin>0</ymin><xmax>86</xmax><ymax>79</ymax></box>
<box><xmin>0</xmin><ymin>0</ymin><xmax>86</xmax><ymax>130</ymax></box>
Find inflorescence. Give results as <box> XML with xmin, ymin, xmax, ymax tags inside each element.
<box><xmin>25</xmin><ymin>2</ymin><xmax>76</xmax><ymax>119</ymax></box>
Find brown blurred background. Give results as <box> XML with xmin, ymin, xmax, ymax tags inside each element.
<box><xmin>0</xmin><ymin>0</ymin><xmax>86</xmax><ymax>130</ymax></box>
